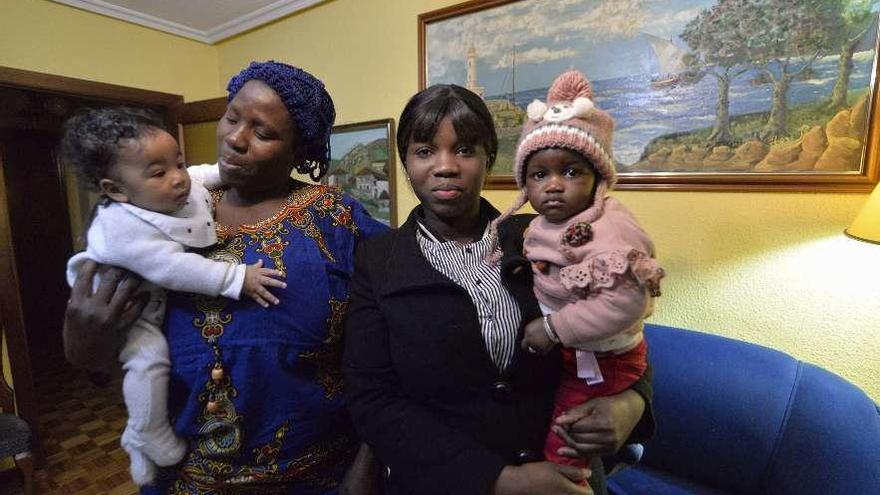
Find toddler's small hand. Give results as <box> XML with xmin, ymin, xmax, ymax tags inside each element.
<box><xmin>533</xmin><ymin>260</ymin><xmax>550</xmax><ymax>274</ymax></box>
<box><xmin>243</xmin><ymin>259</ymin><xmax>286</xmax><ymax>308</ymax></box>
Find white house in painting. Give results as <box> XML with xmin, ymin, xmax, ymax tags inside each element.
<box><xmin>325</xmin><ymin>167</ymin><xmax>350</xmax><ymax>188</ymax></box>
<box><xmin>355</xmin><ymin>168</ymin><xmax>389</xmax><ymax>199</ymax></box>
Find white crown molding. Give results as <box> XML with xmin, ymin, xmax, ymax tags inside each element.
<box><xmin>203</xmin><ymin>0</ymin><xmax>325</xmax><ymax>43</ymax></box>
<box><xmin>52</xmin><ymin>0</ymin><xmax>213</xmax><ymax>43</ymax></box>
<box><xmin>50</xmin><ymin>0</ymin><xmax>325</xmax><ymax>44</ymax></box>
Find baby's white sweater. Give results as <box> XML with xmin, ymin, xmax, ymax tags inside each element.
<box><xmin>66</xmin><ymin>164</ymin><xmax>245</xmax><ymax>301</ymax></box>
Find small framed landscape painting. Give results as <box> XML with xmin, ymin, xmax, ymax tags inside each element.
<box><xmin>325</xmin><ymin>119</ymin><xmax>397</xmax><ymax>226</ymax></box>
<box><xmin>420</xmin><ymin>0</ymin><xmax>880</xmax><ymax>191</ymax></box>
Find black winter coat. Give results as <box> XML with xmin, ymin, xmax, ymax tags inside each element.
<box><xmin>343</xmin><ymin>205</ymin><xmax>652</xmax><ymax>495</ymax></box>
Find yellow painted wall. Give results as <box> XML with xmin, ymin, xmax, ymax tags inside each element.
<box><xmin>0</xmin><ymin>0</ymin><xmax>222</xmax><ymax>101</ymax></box>
<box><xmin>216</xmin><ymin>0</ymin><xmax>879</xmax><ymax>399</ymax></box>
<box><xmin>1</xmin><ymin>332</ymin><xmax>11</xmax><ymax>394</ymax></box>
<box><xmin>183</xmin><ymin>121</ymin><xmax>220</xmax><ymax>165</ymax></box>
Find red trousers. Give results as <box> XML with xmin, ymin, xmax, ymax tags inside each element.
<box><xmin>544</xmin><ymin>339</ymin><xmax>648</xmax><ymax>470</ymax></box>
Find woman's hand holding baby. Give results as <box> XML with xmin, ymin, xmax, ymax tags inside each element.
<box><xmin>553</xmin><ymin>390</ymin><xmax>646</xmax><ymax>458</ymax></box>
<box><xmin>521</xmin><ymin>316</ymin><xmax>556</xmax><ymax>355</ymax></box>
<box><xmin>243</xmin><ymin>259</ymin><xmax>287</xmax><ymax>307</ymax></box>
<box><xmin>493</xmin><ymin>462</ymin><xmax>592</xmax><ymax>495</ymax></box>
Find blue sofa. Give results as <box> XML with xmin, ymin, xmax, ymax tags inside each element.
<box><xmin>608</xmin><ymin>324</ymin><xmax>880</xmax><ymax>495</ymax></box>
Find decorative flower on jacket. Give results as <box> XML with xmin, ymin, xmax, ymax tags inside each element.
<box><xmin>337</xmin><ymin>210</ymin><xmax>352</xmax><ymax>226</ymax></box>
<box><xmin>263</xmin><ymin>242</ymin><xmax>284</xmax><ymax>254</ymax></box>
<box><xmin>562</xmin><ymin>221</ymin><xmax>593</xmax><ymax>247</ymax></box>
<box><xmin>527</xmin><ymin>97</ymin><xmax>595</xmax><ymax>123</ymax></box>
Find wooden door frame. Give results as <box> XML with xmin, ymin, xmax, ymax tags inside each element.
<box><xmin>0</xmin><ymin>142</ymin><xmax>36</xmax><ymax>437</ymax></box>
<box><xmin>0</xmin><ymin>66</ymin><xmax>184</xmax><ymax>466</ymax></box>
<box><xmin>0</xmin><ymin>66</ymin><xmax>184</xmax><ymax>130</ymax></box>
<box><xmin>181</xmin><ymin>96</ymin><xmax>227</xmax><ymax>124</ymax></box>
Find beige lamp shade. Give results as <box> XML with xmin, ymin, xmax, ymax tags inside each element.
<box><xmin>846</xmin><ymin>183</ymin><xmax>880</xmax><ymax>244</ymax></box>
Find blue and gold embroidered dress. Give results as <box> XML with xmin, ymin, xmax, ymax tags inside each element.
<box><xmin>144</xmin><ymin>183</ymin><xmax>387</xmax><ymax>495</ymax></box>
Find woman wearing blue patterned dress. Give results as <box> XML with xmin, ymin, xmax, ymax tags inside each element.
<box><xmin>64</xmin><ymin>61</ymin><xmax>387</xmax><ymax>494</ymax></box>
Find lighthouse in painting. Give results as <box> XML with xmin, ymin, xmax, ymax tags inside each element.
<box><xmin>466</xmin><ymin>45</ymin><xmax>485</xmax><ymax>97</ymax></box>
<box><xmin>462</xmin><ymin>43</ymin><xmax>524</xmax><ymax>129</ymax></box>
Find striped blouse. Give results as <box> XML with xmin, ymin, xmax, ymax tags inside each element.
<box><xmin>415</xmin><ymin>221</ymin><xmax>521</xmax><ymax>372</ymax></box>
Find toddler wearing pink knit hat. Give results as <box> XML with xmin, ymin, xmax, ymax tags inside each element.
<box><xmin>500</xmin><ymin>70</ymin><xmax>665</xmax><ymax>473</ymax></box>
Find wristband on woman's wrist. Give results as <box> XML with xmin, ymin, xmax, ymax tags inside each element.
<box><xmin>543</xmin><ymin>315</ymin><xmax>560</xmax><ymax>344</ymax></box>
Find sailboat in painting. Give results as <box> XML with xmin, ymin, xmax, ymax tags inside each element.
<box><xmin>479</xmin><ymin>45</ymin><xmax>526</xmax><ymax>128</ymax></box>
<box><xmin>643</xmin><ymin>33</ymin><xmax>703</xmax><ymax>89</ymax></box>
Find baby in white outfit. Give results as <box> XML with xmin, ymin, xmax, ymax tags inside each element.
<box><xmin>62</xmin><ymin>107</ymin><xmax>285</xmax><ymax>486</ymax></box>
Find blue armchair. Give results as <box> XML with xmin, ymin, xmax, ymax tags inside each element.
<box><xmin>608</xmin><ymin>324</ymin><xmax>880</xmax><ymax>495</ymax></box>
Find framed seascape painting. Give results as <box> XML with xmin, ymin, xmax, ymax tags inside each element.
<box><xmin>419</xmin><ymin>0</ymin><xmax>880</xmax><ymax>191</ymax></box>
<box><xmin>324</xmin><ymin>119</ymin><xmax>397</xmax><ymax>226</ymax></box>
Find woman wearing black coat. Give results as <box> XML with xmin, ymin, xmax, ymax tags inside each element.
<box><xmin>343</xmin><ymin>85</ymin><xmax>653</xmax><ymax>495</ymax></box>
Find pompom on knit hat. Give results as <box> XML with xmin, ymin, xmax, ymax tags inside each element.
<box><xmin>487</xmin><ymin>70</ymin><xmax>616</xmax><ymax>261</ymax></box>
<box><xmin>227</xmin><ymin>60</ymin><xmax>336</xmax><ymax>181</ymax></box>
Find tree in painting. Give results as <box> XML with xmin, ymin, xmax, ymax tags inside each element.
<box><xmin>745</xmin><ymin>0</ymin><xmax>840</xmax><ymax>140</ymax></box>
<box><xmin>681</xmin><ymin>0</ymin><xmax>751</xmax><ymax>146</ymax></box>
<box><xmin>666</xmin><ymin>0</ymin><xmax>877</xmax><ymax>171</ymax></box>
<box><xmin>829</xmin><ymin>0</ymin><xmax>878</xmax><ymax>111</ymax></box>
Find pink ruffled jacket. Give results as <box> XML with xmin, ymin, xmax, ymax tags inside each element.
<box><xmin>524</xmin><ymin>197</ymin><xmax>664</xmax><ymax>353</ymax></box>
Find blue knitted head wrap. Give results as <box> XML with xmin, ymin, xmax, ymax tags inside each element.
<box><xmin>227</xmin><ymin>60</ymin><xmax>335</xmax><ymax>181</ymax></box>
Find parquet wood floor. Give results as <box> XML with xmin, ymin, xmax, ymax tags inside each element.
<box><xmin>32</xmin><ymin>359</ymin><xmax>137</xmax><ymax>495</ymax></box>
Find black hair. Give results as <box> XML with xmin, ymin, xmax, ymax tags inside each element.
<box><xmin>60</xmin><ymin>107</ymin><xmax>165</xmax><ymax>192</ymax></box>
<box><xmin>397</xmin><ymin>84</ymin><xmax>498</xmax><ymax>170</ymax></box>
